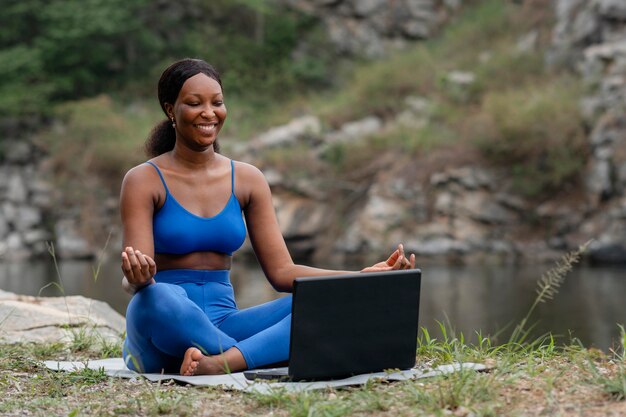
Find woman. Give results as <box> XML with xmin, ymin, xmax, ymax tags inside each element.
<box><xmin>120</xmin><ymin>58</ymin><xmax>416</xmax><ymax>376</ymax></box>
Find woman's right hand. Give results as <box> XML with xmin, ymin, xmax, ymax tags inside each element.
<box><xmin>121</xmin><ymin>246</ymin><xmax>157</xmax><ymax>290</ymax></box>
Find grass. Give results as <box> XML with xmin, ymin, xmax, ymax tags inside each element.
<box><xmin>1</xmin><ymin>243</ymin><xmax>625</xmax><ymax>416</ymax></box>
<box><xmin>2</xmin><ymin>336</ymin><xmax>624</xmax><ymax>416</ymax></box>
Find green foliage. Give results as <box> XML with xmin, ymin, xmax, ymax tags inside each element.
<box><xmin>0</xmin><ymin>0</ymin><xmax>332</xmax><ymax>119</ymax></box>
<box><xmin>473</xmin><ymin>79</ymin><xmax>586</xmax><ymax>197</ymax></box>
<box><xmin>39</xmin><ymin>95</ymin><xmax>159</xmax><ymax>195</ymax></box>
<box><xmin>0</xmin><ymin>0</ymin><xmax>158</xmax><ymax>116</ymax></box>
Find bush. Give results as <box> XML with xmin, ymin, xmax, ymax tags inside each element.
<box><xmin>39</xmin><ymin>95</ymin><xmax>160</xmax><ymax>196</ymax></box>
<box><xmin>471</xmin><ymin>78</ymin><xmax>587</xmax><ymax>197</ymax></box>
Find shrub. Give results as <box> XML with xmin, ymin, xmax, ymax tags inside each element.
<box><xmin>471</xmin><ymin>78</ymin><xmax>587</xmax><ymax>197</ymax></box>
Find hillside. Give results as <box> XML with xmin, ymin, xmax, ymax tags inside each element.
<box><xmin>1</xmin><ymin>0</ymin><xmax>626</xmax><ymax>265</ymax></box>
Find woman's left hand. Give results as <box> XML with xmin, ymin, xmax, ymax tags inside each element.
<box><xmin>361</xmin><ymin>243</ymin><xmax>416</xmax><ymax>273</ymax></box>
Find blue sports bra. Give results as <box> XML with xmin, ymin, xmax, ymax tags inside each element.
<box><xmin>146</xmin><ymin>160</ymin><xmax>247</xmax><ymax>256</ymax></box>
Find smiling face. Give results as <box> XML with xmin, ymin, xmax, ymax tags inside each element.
<box><xmin>165</xmin><ymin>73</ymin><xmax>227</xmax><ymax>152</ymax></box>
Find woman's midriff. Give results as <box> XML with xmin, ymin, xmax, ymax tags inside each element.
<box><xmin>155</xmin><ymin>251</ymin><xmax>232</xmax><ymax>271</ymax></box>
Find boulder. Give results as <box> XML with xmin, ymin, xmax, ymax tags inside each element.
<box><xmin>249</xmin><ymin>115</ymin><xmax>322</xmax><ymax>150</ymax></box>
<box><xmin>0</xmin><ymin>289</ymin><xmax>125</xmax><ymax>344</ymax></box>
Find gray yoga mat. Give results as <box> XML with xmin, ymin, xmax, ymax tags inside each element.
<box><xmin>44</xmin><ymin>358</ymin><xmax>487</xmax><ymax>393</ymax></box>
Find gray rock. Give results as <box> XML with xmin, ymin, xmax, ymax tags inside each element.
<box><xmin>3</xmin><ymin>142</ymin><xmax>32</xmax><ymax>164</ymax></box>
<box><xmin>7</xmin><ymin>173</ymin><xmax>27</xmax><ymax>203</ymax></box>
<box><xmin>272</xmin><ymin>193</ymin><xmax>329</xmax><ymax>239</ymax></box>
<box><xmin>404</xmin><ymin>96</ymin><xmax>431</xmax><ymax>114</ymax></box>
<box><xmin>402</xmin><ymin>20</ymin><xmax>431</xmax><ymax>39</ymax></box>
<box><xmin>54</xmin><ymin>219</ymin><xmax>94</xmax><ymax>259</ymax></box>
<box><xmin>583</xmin><ymin>39</ymin><xmax>626</xmax><ymax>69</ymax></box>
<box><xmin>617</xmin><ymin>161</ymin><xmax>626</xmax><ymax>188</ymax></box>
<box><xmin>326</xmin><ymin>116</ymin><xmax>383</xmax><ymax>143</ymax></box>
<box><xmin>456</xmin><ymin>191</ymin><xmax>516</xmax><ymax>225</ymax></box>
<box><xmin>13</xmin><ymin>206</ymin><xmax>42</xmax><ymax>232</ymax></box>
<box><xmin>0</xmin><ymin>290</ymin><xmax>125</xmax><ymax>344</ymax></box>
<box><xmin>405</xmin><ymin>237</ymin><xmax>471</xmax><ymax>256</ymax></box>
<box><xmin>443</xmin><ymin>0</ymin><xmax>462</xmax><ymax>9</ymax></box>
<box><xmin>1</xmin><ymin>202</ymin><xmax>16</xmax><ymax>225</ymax></box>
<box><xmin>6</xmin><ymin>232</ymin><xmax>23</xmax><ymax>250</ymax></box>
<box><xmin>352</xmin><ymin>0</ymin><xmax>384</xmax><ymax>17</ymax></box>
<box><xmin>250</xmin><ymin>115</ymin><xmax>322</xmax><ymax>150</ymax></box>
<box><xmin>446</xmin><ymin>70</ymin><xmax>476</xmax><ymax>86</ymax></box>
<box><xmin>430</xmin><ymin>167</ymin><xmax>494</xmax><ymax>190</ymax></box>
<box><xmin>516</xmin><ymin>31</ymin><xmax>538</xmax><ymax>53</ymax></box>
<box><xmin>0</xmin><ymin>215</ymin><xmax>8</xmax><ymax>240</ymax></box>
<box><xmin>23</xmin><ymin>229</ymin><xmax>53</xmax><ymax>245</ymax></box>
<box><xmin>586</xmin><ymin>158</ymin><xmax>613</xmax><ymax>198</ymax></box>
<box><xmin>570</xmin><ymin>7</ymin><xmax>600</xmax><ymax>45</ymax></box>
<box><xmin>406</xmin><ymin>0</ymin><xmax>436</xmax><ymax>18</ymax></box>
<box><xmin>587</xmin><ymin>239</ymin><xmax>626</xmax><ymax>264</ymax></box>
<box><xmin>596</xmin><ymin>0</ymin><xmax>626</xmax><ymax>20</ymax></box>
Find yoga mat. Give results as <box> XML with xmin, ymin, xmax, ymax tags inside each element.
<box><xmin>44</xmin><ymin>358</ymin><xmax>487</xmax><ymax>393</ymax></box>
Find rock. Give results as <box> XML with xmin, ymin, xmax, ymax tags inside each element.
<box><xmin>402</xmin><ymin>21</ymin><xmax>431</xmax><ymax>40</ymax></box>
<box><xmin>430</xmin><ymin>167</ymin><xmax>494</xmax><ymax>190</ymax></box>
<box><xmin>405</xmin><ymin>237</ymin><xmax>471</xmax><ymax>256</ymax></box>
<box><xmin>284</xmin><ymin>0</ymin><xmax>461</xmax><ymax>57</ymax></box>
<box><xmin>586</xmin><ymin>158</ymin><xmax>613</xmax><ymax>199</ymax></box>
<box><xmin>3</xmin><ymin>141</ymin><xmax>33</xmax><ymax>164</ymax></box>
<box><xmin>54</xmin><ymin>219</ymin><xmax>94</xmax><ymax>259</ymax></box>
<box><xmin>616</xmin><ymin>162</ymin><xmax>626</xmax><ymax>189</ymax></box>
<box><xmin>22</xmin><ymin>229</ymin><xmax>53</xmax><ymax>245</ymax></box>
<box><xmin>404</xmin><ymin>96</ymin><xmax>431</xmax><ymax>114</ymax></box>
<box><xmin>249</xmin><ymin>115</ymin><xmax>322</xmax><ymax>150</ymax></box>
<box><xmin>516</xmin><ymin>31</ymin><xmax>538</xmax><ymax>53</ymax></box>
<box><xmin>0</xmin><ymin>289</ymin><xmax>125</xmax><ymax>344</ymax></box>
<box><xmin>0</xmin><ymin>215</ymin><xmax>8</xmax><ymax>240</ymax></box>
<box><xmin>587</xmin><ymin>242</ymin><xmax>626</xmax><ymax>264</ymax></box>
<box><xmin>272</xmin><ymin>193</ymin><xmax>329</xmax><ymax>239</ymax></box>
<box><xmin>7</xmin><ymin>173</ymin><xmax>27</xmax><ymax>204</ymax></box>
<box><xmin>596</xmin><ymin>0</ymin><xmax>626</xmax><ymax>19</ymax></box>
<box><xmin>13</xmin><ymin>206</ymin><xmax>42</xmax><ymax>232</ymax></box>
<box><xmin>446</xmin><ymin>70</ymin><xmax>476</xmax><ymax>86</ymax></box>
<box><xmin>325</xmin><ymin>116</ymin><xmax>383</xmax><ymax>143</ymax></box>
<box><xmin>352</xmin><ymin>0</ymin><xmax>384</xmax><ymax>17</ymax></box>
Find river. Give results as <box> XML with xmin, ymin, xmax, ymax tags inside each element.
<box><xmin>0</xmin><ymin>258</ymin><xmax>624</xmax><ymax>351</ymax></box>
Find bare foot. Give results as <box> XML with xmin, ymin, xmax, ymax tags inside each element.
<box><xmin>180</xmin><ymin>346</ymin><xmax>248</xmax><ymax>376</ymax></box>
<box><xmin>180</xmin><ymin>347</ymin><xmax>202</xmax><ymax>376</ymax></box>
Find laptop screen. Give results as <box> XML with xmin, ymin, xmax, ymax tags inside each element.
<box><xmin>288</xmin><ymin>269</ymin><xmax>421</xmax><ymax>380</ymax></box>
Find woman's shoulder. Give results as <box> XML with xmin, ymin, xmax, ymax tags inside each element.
<box><xmin>122</xmin><ymin>160</ymin><xmax>163</xmax><ymax>188</ymax></box>
<box><xmin>232</xmin><ymin>159</ymin><xmax>267</xmax><ymax>182</ymax></box>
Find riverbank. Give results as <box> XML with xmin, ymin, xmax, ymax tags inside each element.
<box><xmin>0</xmin><ymin>329</ymin><xmax>624</xmax><ymax>416</ymax></box>
<box><xmin>1</xmin><ymin>247</ymin><xmax>624</xmax><ymax>415</ymax></box>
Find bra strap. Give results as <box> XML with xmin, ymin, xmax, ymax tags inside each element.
<box><xmin>230</xmin><ymin>160</ymin><xmax>235</xmax><ymax>192</ymax></box>
<box><xmin>145</xmin><ymin>161</ymin><xmax>170</xmax><ymax>194</ymax></box>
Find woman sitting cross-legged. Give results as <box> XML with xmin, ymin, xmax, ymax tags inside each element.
<box><xmin>120</xmin><ymin>58</ymin><xmax>416</xmax><ymax>376</ymax></box>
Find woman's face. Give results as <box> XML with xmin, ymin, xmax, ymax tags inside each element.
<box><xmin>166</xmin><ymin>73</ymin><xmax>227</xmax><ymax>151</ymax></box>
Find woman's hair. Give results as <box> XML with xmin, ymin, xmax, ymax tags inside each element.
<box><xmin>145</xmin><ymin>58</ymin><xmax>223</xmax><ymax>157</ymax></box>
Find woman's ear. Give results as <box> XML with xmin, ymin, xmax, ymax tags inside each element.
<box><xmin>163</xmin><ymin>103</ymin><xmax>174</xmax><ymax>119</ymax></box>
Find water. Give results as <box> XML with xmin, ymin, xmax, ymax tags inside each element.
<box><xmin>0</xmin><ymin>259</ymin><xmax>624</xmax><ymax>351</ymax></box>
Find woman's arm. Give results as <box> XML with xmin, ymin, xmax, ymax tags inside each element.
<box><xmin>119</xmin><ymin>164</ymin><xmax>158</xmax><ymax>294</ymax></box>
<box><xmin>238</xmin><ymin>163</ymin><xmax>415</xmax><ymax>292</ymax></box>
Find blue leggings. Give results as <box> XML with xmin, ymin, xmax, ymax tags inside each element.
<box><xmin>123</xmin><ymin>269</ymin><xmax>292</xmax><ymax>373</ymax></box>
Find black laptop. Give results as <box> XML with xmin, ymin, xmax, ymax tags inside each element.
<box><xmin>244</xmin><ymin>269</ymin><xmax>421</xmax><ymax>382</ymax></box>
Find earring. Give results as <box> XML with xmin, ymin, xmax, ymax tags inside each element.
<box><xmin>170</xmin><ymin>117</ymin><xmax>176</xmax><ymax>128</ymax></box>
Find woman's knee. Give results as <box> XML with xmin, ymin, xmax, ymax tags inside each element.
<box><xmin>127</xmin><ymin>283</ymin><xmax>188</xmax><ymax>319</ymax></box>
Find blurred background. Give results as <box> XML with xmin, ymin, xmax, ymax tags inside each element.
<box><xmin>0</xmin><ymin>0</ymin><xmax>625</xmax><ymax>349</ymax></box>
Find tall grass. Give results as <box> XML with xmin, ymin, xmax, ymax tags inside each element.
<box><xmin>508</xmin><ymin>241</ymin><xmax>590</xmax><ymax>346</ymax></box>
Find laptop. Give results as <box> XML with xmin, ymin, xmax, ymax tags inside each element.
<box><xmin>243</xmin><ymin>269</ymin><xmax>421</xmax><ymax>382</ymax></box>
